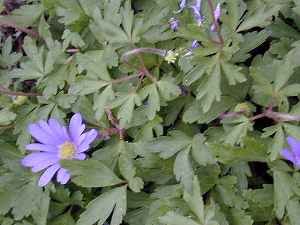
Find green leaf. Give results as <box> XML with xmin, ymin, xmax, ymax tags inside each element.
<box><xmin>76</xmin><ymin>51</ymin><xmax>111</xmax><ymax>81</ymax></box>
<box><xmin>159</xmin><ymin>211</ymin><xmax>200</xmax><ymax>225</ymax></box>
<box><xmin>61</xmin><ymin>159</ymin><xmax>123</xmax><ymax>188</ymax></box>
<box><xmin>62</xmin><ymin>29</ymin><xmax>85</xmax><ymax>50</ymax></box>
<box><xmin>0</xmin><ymin>4</ymin><xmax>44</xmax><ymax>27</ymax></box>
<box><xmin>273</xmin><ymin>170</ymin><xmax>294</xmax><ymax>219</ymax></box>
<box><xmin>287</xmin><ymin>198</ymin><xmax>300</xmax><ymax>225</ymax></box>
<box><xmin>183</xmin><ymin>96</ymin><xmax>236</xmax><ymax>124</ymax></box>
<box><xmin>0</xmin><ymin>109</ymin><xmax>16</xmax><ymax>126</ymax></box>
<box><xmin>209</xmin><ymin>137</ymin><xmax>268</xmax><ymax>164</ymax></box>
<box><xmin>237</xmin><ymin>4</ymin><xmax>282</xmax><ymax>32</ymax></box>
<box><xmin>69</xmin><ymin>79</ymin><xmax>109</xmax><ymax>96</ymax></box>
<box><xmin>110</xmin><ymin>93</ymin><xmax>142</xmax><ymax>127</ymax></box>
<box><xmin>221</xmin><ymin>62</ymin><xmax>246</xmax><ymax>86</ymax></box>
<box><xmin>157</xmin><ymin>78</ymin><xmax>181</xmax><ymax>101</ymax></box>
<box><xmin>145</xmin><ymin>131</ymin><xmax>192</xmax><ymax>159</ymax></box>
<box><xmin>232</xmin><ymin>30</ymin><xmax>271</xmax><ymax>62</ymax></box>
<box><xmin>174</xmin><ymin>147</ymin><xmax>194</xmax><ymax>193</ymax></box>
<box><xmin>77</xmin><ymin>186</ymin><xmax>127</xmax><ymax>225</ymax></box>
<box><xmin>196</xmin><ymin>62</ymin><xmax>221</xmax><ymax>112</ymax></box>
<box><xmin>183</xmin><ymin>177</ymin><xmax>205</xmax><ymax>223</ymax></box>
<box><xmin>49</xmin><ymin>212</ymin><xmax>75</xmax><ymax>225</ymax></box>
<box><xmin>118</xmin><ymin>142</ymin><xmax>144</xmax><ymax>192</ymax></box>
<box><xmin>93</xmin><ymin>85</ymin><xmax>115</xmax><ymax>120</ymax></box>
<box><xmin>90</xmin><ymin>8</ymin><xmax>128</xmax><ymax>44</ymax></box>
<box><xmin>274</xmin><ymin>59</ymin><xmax>295</xmax><ymax>91</ymax></box>
<box><xmin>222</xmin><ymin>116</ymin><xmax>253</xmax><ymax>146</ymax></box>
<box><xmin>139</xmin><ymin>83</ymin><xmax>160</xmax><ymax>120</ymax></box>
<box><xmin>191</xmin><ymin>134</ymin><xmax>216</xmax><ymax>166</ymax></box>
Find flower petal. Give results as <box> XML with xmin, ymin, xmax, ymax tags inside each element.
<box><xmin>287</xmin><ymin>136</ymin><xmax>300</xmax><ymax>155</ymax></box>
<box><xmin>57</xmin><ymin>168</ymin><xmax>71</xmax><ymax>185</ymax></box>
<box><xmin>28</xmin><ymin>123</ymin><xmax>58</xmax><ymax>145</ymax></box>
<box><xmin>69</xmin><ymin>113</ymin><xmax>85</xmax><ymax>145</ymax></box>
<box><xmin>38</xmin><ymin>164</ymin><xmax>60</xmax><ymax>187</ymax></box>
<box><xmin>280</xmin><ymin>148</ymin><xmax>296</xmax><ymax>164</ymax></box>
<box><xmin>26</xmin><ymin>143</ymin><xmax>57</xmax><ymax>152</ymax></box>
<box><xmin>77</xmin><ymin>129</ymin><xmax>98</xmax><ymax>153</ymax></box>
<box><xmin>48</xmin><ymin>119</ymin><xmax>69</xmax><ymax>141</ymax></box>
<box><xmin>31</xmin><ymin>156</ymin><xmax>60</xmax><ymax>172</ymax></box>
<box><xmin>74</xmin><ymin>153</ymin><xmax>86</xmax><ymax>160</ymax></box>
<box><xmin>21</xmin><ymin>152</ymin><xmax>57</xmax><ymax>167</ymax></box>
<box><xmin>38</xmin><ymin>121</ymin><xmax>64</xmax><ymax>144</ymax></box>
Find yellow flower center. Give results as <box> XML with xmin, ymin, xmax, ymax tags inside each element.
<box><xmin>59</xmin><ymin>142</ymin><xmax>76</xmax><ymax>159</ymax></box>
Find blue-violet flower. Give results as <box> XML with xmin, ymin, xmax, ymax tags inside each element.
<box><xmin>21</xmin><ymin>113</ymin><xmax>98</xmax><ymax>187</ymax></box>
<box><xmin>281</xmin><ymin>136</ymin><xmax>300</xmax><ymax>168</ymax></box>
<box><xmin>178</xmin><ymin>0</ymin><xmax>187</xmax><ymax>12</ymax></box>
<box><xmin>211</xmin><ymin>3</ymin><xmax>221</xmax><ymax>31</ymax></box>
<box><xmin>170</xmin><ymin>17</ymin><xmax>180</xmax><ymax>31</ymax></box>
<box><xmin>191</xmin><ymin>0</ymin><xmax>204</xmax><ymax>26</ymax></box>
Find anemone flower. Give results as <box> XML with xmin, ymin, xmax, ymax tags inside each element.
<box><xmin>281</xmin><ymin>136</ymin><xmax>300</xmax><ymax>168</ymax></box>
<box><xmin>21</xmin><ymin>113</ymin><xmax>98</xmax><ymax>187</ymax></box>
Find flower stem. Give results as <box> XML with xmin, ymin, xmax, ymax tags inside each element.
<box><xmin>0</xmin><ymin>21</ymin><xmax>39</xmax><ymax>38</ymax></box>
<box><xmin>121</xmin><ymin>48</ymin><xmax>167</xmax><ymax>64</ymax></box>
<box><xmin>104</xmin><ymin>108</ymin><xmax>125</xmax><ymax>139</ymax></box>
<box><xmin>0</xmin><ymin>85</ymin><xmax>41</xmax><ymax>96</ymax></box>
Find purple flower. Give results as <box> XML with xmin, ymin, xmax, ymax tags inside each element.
<box><xmin>170</xmin><ymin>17</ymin><xmax>180</xmax><ymax>31</ymax></box>
<box><xmin>191</xmin><ymin>0</ymin><xmax>204</xmax><ymax>26</ymax></box>
<box><xmin>211</xmin><ymin>3</ymin><xmax>221</xmax><ymax>31</ymax></box>
<box><xmin>184</xmin><ymin>40</ymin><xmax>200</xmax><ymax>56</ymax></box>
<box><xmin>178</xmin><ymin>0</ymin><xmax>187</xmax><ymax>13</ymax></box>
<box><xmin>191</xmin><ymin>40</ymin><xmax>200</xmax><ymax>49</ymax></box>
<box><xmin>21</xmin><ymin>113</ymin><xmax>98</xmax><ymax>187</ymax></box>
<box><xmin>281</xmin><ymin>136</ymin><xmax>300</xmax><ymax>168</ymax></box>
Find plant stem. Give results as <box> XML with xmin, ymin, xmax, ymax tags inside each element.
<box><xmin>121</xmin><ymin>48</ymin><xmax>167</xmax><ymax>64</ymax></box>
<box><xmin>111</xmin><ymin>74</ymin><xmax>140</xmax><ymax>84</ymax></box>
<box><xmin>0</xmin><ymin>85</ymin><xmax>41</xmax><ymax>96</ymax></box>
<box><xmin>0</xmin><ymin>21</ymin><xmax>39</xmax><ymax>38</ymax></box>
<box><xmin>104</xmin><ymin>108</ymin><xmax>125</xmax><ymax>139</ymax></box>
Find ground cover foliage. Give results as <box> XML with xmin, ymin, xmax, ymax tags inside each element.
<box><xmin>1</xmin><ymin>0</ymin><xmax>300</xmax><ymax>224</ymax></box>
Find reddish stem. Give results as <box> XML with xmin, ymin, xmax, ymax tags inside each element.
<box><xmin>0</xmin><ymin>85</ymin><xmax>41</xmax><ymax>96</ymax></box>
<box><xmin>0</xmin><ymin>21</ymin><xmax>39</xmax><ymax>38</ymax></box>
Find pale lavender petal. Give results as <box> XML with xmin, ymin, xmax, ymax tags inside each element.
<box><xmin>77</xmin><ymin>129</ymin><xmax>98</xmax><ymax>153</ymax></box>
<box><xmin>211</xmin><ymin>3</ymin><xmax>221</xmax><ymax>31</ymax></box>
<box><xmin>211</xmin><ymin>23</ymin><xmax>217</xmax><ymax>32</ymax></box>
<box><xmin>191</xmin><ymin>6</ymin><xmax>204</xmax><ymax>26</ymax></box>
<box><xmin>170</xmin><ymin>17</ymin><xmax>180</xmax><ymax>31</ymax></box>
<box><xmin>21</xmin><ymin>152</ymin><xmax>57</xmax><ymax>167</ymax></box>
<box><xmin>38</xmin><ymin>164</ymin><xmax>60</xmax><ymax>187</ymax></box>
<box><xmin>178</xmin><ymin>0</ymin><xmax>186</xmax><ymax>12</ymax></box>
<box><xmin>78</xmin><ymin>133</ymin><xmax>86</xmax><ymax>146</ymax></box>
<box><xmin>214</xmin><ymin>3</ymin><xmax>221</xmax><ymax>20</ymax></box>
<box><xmin>69</xmin><ymin>113</ymin><xmax>85</xmax><ymax>145</ymax></box>
<box><xmin>62</xmin><ymin>127</ymin><xmax>71</xmax><ymax>141</ymax></box>
<box><xmin>26</xmin><ymin>143</ymin><xmax>57</xmax><ymax>152</ymax></box>
<box><xmin>38</xmin><ymin>121</ymin><xmax>64</xmax><ymax>144</ymax></box>
<box><xmin>57</xmin><ymin>168</ymin><xmax>71</xmax><ymax>185</ymax></box>
<box><xmin>195</xmin><ymin>0</ymin><xmax>201</xmax><ymax>11</ymax></box>
<box><xmin>287</xmin><ymin>136</ymin><xmax>300</xmax><ymax>155</ymax></box>
<box><xmin>280</xmin><ymin>148</ymin><xmax>295</xmax><ymax>164</ymax></box>
<box><xmin>28</xmin><ymin>123</ymin><xmax>58</xmax><ymax>145</ymax></box>
<box><xmin>48</xmin><ymin>119</ymin><xmax>69</xmax><ymax>141</ymax></box>
<box><xmin>31</xmin><ymin>156</ymin><xmax>60</xmax><ymax>172</ymax></box>
<box><xmin>191</xmin><ymin>40</ymin><xmax>200</xmax><ymax>49</ymax></box>
<box><xmin>74</xmin><ymin>153</ymin><xmax>86</xmax><ymax>160</ymax></box>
